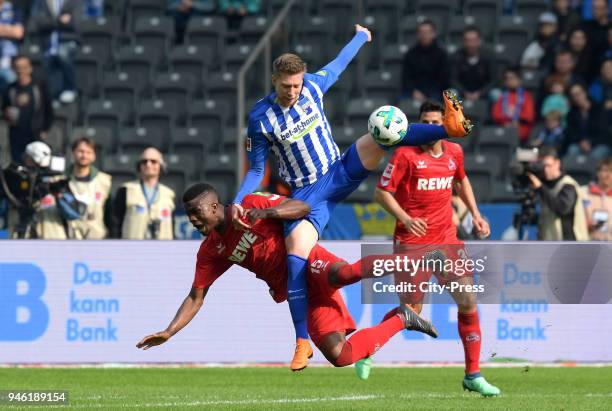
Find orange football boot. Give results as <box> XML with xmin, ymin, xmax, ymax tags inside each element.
<box><xmin>290</xmin><ymin>338</ymin><xmax>313</xmax><ymax>371</ymax></box>
<box><xmin>442</xmin><ymin>89</ymin><xmax>474</xmax><ymax>137</ymax></box>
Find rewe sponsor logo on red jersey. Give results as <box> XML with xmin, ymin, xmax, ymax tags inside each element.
<box><xmin>228</xmin><ymin>231</ymin><xmax>258</xmax><ymax>263</ymax></box>
<box><xmin>416</xmin><ymin>176</ymin><xmax>454</xmax><ymax>191</ymax></box>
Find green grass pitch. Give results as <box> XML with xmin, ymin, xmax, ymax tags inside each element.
<box><xmin>1</xmin><ymin>367</ymin><xmax>611</xmax><ymax>410</ymax></box>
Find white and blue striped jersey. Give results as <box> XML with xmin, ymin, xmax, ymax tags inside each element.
<box><xmin>248</xmin><ymin>71</ymin><xmax>341</xmax><ymax>189</ymax></box>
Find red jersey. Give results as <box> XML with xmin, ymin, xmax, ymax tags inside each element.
<box><xmin>192</xmin><ymin>193</ymin><xmax>289</xmax><ymax>302</ymax></box>
<box><xmin>377</xmin><ymin>141</ymin><xmax>466</xmax><ymax>244</ymax></box>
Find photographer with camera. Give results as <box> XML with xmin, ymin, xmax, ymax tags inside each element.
<box><xmin>67</xmin><ymin>136</ymin><xmax>112</xmax><ymax>239</ymax></box>
<box><xmin>0</xmin><ymin>141</ymin><xmax>85</xmax><ymax>238</ymax></box>
<box><xmin>526</xmin><ymin>146</ymin><xmax>589</xmax><ymax>241</ymax></box>
<box><xmin>583</xmin><ymin>158</ymin><xmax>612</xmax><ymax>240</ymax></box>
<box><xmin>113</xmin><ymin>147</ymin><xmax>175</xmax><ymax>239</ymax></box>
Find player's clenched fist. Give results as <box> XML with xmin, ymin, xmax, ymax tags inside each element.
<box><xmin>402</xmin><ymin>217</ymin><xmax>428</xmax><ymax>237</ymax></box>
<box><xmin>472</xmin><ymin>215</ymin><xmax>490</xmax><ymax>239</ymax></box>
<box><xmin>355</xmin><ymin>24</ymin><xmax>372</xmax><ymax>42</ymax></box>
<box><xmin>230</xmin><ymin>203</ymin><xmax>251</xmax><ymax>230</ymax></box>
<box><xmin>136</xmin><ymin>331</ymin><xmax>171</xmax><ymax>350</ymax></box>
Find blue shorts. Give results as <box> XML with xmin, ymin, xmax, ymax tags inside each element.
<box><xmin>284</xmin><ymin>146</ymin><xmax>368</xmax><ymax>237</ymax></box>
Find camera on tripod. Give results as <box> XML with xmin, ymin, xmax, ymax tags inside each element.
<box><xmin>509</xmin><ymin>148</ymin><xmax>545</xmax><ymax>239</ymax></box>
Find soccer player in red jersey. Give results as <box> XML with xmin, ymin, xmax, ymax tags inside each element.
<box><xmin>136</xmin><ymin>183</ymin><xmax>438</xmax><ymax>371</ymax></box>
<box><xmin>375</xmin><ymin>101</ymin><xmax>501</xmax><ymax>396</ymax></box>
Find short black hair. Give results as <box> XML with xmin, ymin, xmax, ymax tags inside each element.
<box><xmin>504</xmin><ymin>65</ymin><xmax>521</xmax><ymax>77</ymax></box>
<box><xmin>418</xmin><ymin>18</ymin><xmax>437</xmax><ymax>31</ymax></box>
<box><xmin>539</xmin><ymin>145</ymin><xmax>559</xmax><ymax>160</ymax></box>
<box><xmin>182</xmin><ymin>183</ymin><xmax>218</xmax><ymax>203</ymax></box>
<box><xmin>419</xmin><ymin>100</ymin><xmax>444</xmax><ymax>118</ymax></box>
<box><xmin>71</xmin><ymin>136</ymin><xmax>96</xmax><ymax>152</ymax></box>
<box><xmin>463</xmin><ymin>25</ymin><xmax>481</xmax><ymax>36</ymax></box>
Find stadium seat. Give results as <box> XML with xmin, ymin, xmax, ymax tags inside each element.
<box><xmin>166</xmin><ymin>153</ymin><xmax>200</xmax><ymax>181</ymax></box>
<box><xmin>186</xmin><ymin>16</ymin><xmax>227</xmax><ymax>63</ymax></box>
<box><xmin>153</xmin><ymin>72</ymin><xmax>196</xmax><ymax>113</ymax></box>
<box><xmin>319</xmin><ymin>0</ymin><xmax>357</xmax><ymax>41</ymax></box>
<box><xmin>119</xmin><ymin>126</ymin><xmax>166</xmax><ymax>155</ymax></box>
<box><xmin>416</xmin><ymin>0</ymin><xmax>460</xmax><ymax>29</ymax></box>
<box><xmin>137</xmin><ymin>99</ymin><xmax>178</xmax><ymax>138</ymax></box>
<box><xmin>345</xmin><ymin>174</ymin><xmax>379</xmax><ymax>203</ymax></box>
<box><xmin>172</xmin><ymin>127</ymin><xmax>210</xmax><ymax>163</ymax></box>
<box><xmin>127</xmin><ymin>0</ymin><xmax>165</xmax><ymax>30</ymax></box>
<box><xmin>398</xmin><ymin>98</ymin><xmax>422</xmax><ymax>123</ymax></box>
<box><xmin>102</xmin><ymin>72</ymin><xmax>142</xmax><ymax>114</ymax></box>
<box><xmin>133</xmin><ymin>16</ymin><xmax>174</xmax><ymax>52</ymax></box>
<box><xmin>161</xmin><ymin>169</ymin><xmax>187</xmax><ymax>202</ymax></box>
<box><xmin>203</xmin><ymin>152</ymin><xmax>238</xmax><ymax>203</ymax></box>
<box><xmin>365</xmin><ymin>0</ymin><xmax>404</xmax><ymax>42</ymax></box>
<box><xmin>207</xmin><ymin>71</ymin><xmax>239</xmax><ymax>121</ymax></box>
<box><xmin>493</xmin><ymin>42</ymin><xmax>524</xmax><ymax>70</ymax></box>
<box><xmin>323</xmin><ymin>87</ymin><xmax>348</xmax><ymax>124</ymax></box>
<box><xmin>462</xmin><ymin>99</ymin><xmax>489</xmax><ymax>126</ymax></box>
<box><xmin>294</xmin><ymin>42</ymin><xmax>327</xmax><ymax>74</ymax></box>
<box><xmin>168</xmin><ymin>44</ymin><xmax>211</xmax><ymax>93</ymax></box>
<box><xmin>71</xmin><ymin>126</ymin><xmax>116</xmax><ymax>156</ymax></box>
<box><xmin>80</xmin><ymin>16</ymin><xmax>121</xmax><ymax>67</ymax></box>
<box><xmin>359</xmin><ymin>15</ymin><xmax>388</xmax><ymax>68</ymax></box>
<box><xmin>85</xmin><ymin>100</ymin><xmax>129</xmax><ymax>137</ymax></box>
<box><xmin>346</xmin><ymin>97</ymin><xmax>387</xmax><ymax>125</ymax></box>
<box><xmin>222</xmin><ymin>44</ymin><xmax>263</xmax><ymax>98</ymax></box>
<box><xmin>103</xmin><ymin>153</ymin><xmax>138</xmax><ymax>174</ymax></box>
<box><xmin>521</xmin><ymin>70</ymin><xmax>546</xmax><ymax>94</ymax></box>
<box><xmin>115</xmin><ymin>44</ymin><xmax>163</xmax><ymax>90</ymax></box>
<box><xmin>489</xmin><ymin>181</ymin><xmax>519</xmax><ymax>203</ymax></box>
<box><xmin>463</xmin><ymin>153</ymin><xmax>496</xmax><ymax>202</ymax></box>
<box><xmin>446</xmin><ymin>15</ymin><xmax>468</xmax><ymax>47</ymax></box>
<box><xmin>381</xmin><ymin>43</ymin><xmax>410</xmax><ymax>80</ymax></box>
<box><xmin>51</xmin><ymin>102</ymin><xmax>79</xmax><ymax>150</ymax></box>
<box><xmin>74</xmin><ymin>46</ymin><xmax>102</xmax><ymax>98</ymax></box>
<box><xmin>267</xmin><ymin>0</ymin><xmax>306</xmax><ymax>28</ymax></box>
<box><xmin>297</xmin><ymin>16</ymin><xmax>333</xmax><ymax>56</ymax></box>
<box><xmin>239</xmin><ymin>15</ymin><xmax>269</xmax><ymax>46</ymax></box>
<box><xmin>204</xmin><ymin>176</ymin><xmax>232</xmax><ymax>204</ymax></box>
<box><xmin>21</xmin><ymin>43</ymin><xmax>43</xmax><ymax>75</ymax></box>
<box><xmin>364</xmin><ymin>70</ymin><xmax>400</xmax><ymax>103</ymax></box>
<box><xmin>562</xmin><ymin>155</ymin><xmax>596</xmax><ymax>186</ymax></box>
<box><xmin>463</xmin><ymin>0</ymin><xmax>500</xmax><ymax>41</ymax></box>
<box><xmin>476</xmin><ymin>126</ymin><xmax>519</xmax><ymax>179</ymax></box>
<box><xmin>188</xmin><ymin>99</ymin><xmax>229</xmax><ymax>138</ymax></box>
<box><xmin>514</xmin><ymin>0</ymin><xmax>550</xmax><ymax>17</ymax></box>
<box><xmin>496</xmin><ymin>15</ymin><xmax>532</xmax><ymax>50</ymax></box>
<box><xmin>333</xmin><ymin>124</ymin><xmax>362</xmax><ymax>147</ymax></box>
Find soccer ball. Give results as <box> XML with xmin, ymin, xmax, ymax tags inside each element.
<box><xmin>367</xmin><ymin>105</ymin><xmax>408</xmax><ymax>146</ymax></box>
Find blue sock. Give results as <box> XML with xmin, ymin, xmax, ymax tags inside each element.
<box><xmin>398</xmin><ymin>124</ymin><xmax>448</xmax><ymax>146</ymax></box>
<box><xmin>287</xmin><ymin>254</ymin><xmax>309</xmax><ymax>340</ymax></box>
<box><xmin>465</xmin><ymin>372</ymin><xmax>481</xmax><ymax>380</ymax></box>
<box><xmin>342</xmin><ymin>143</ymin><xmax>371</xmax><ymax>179</ymax></box>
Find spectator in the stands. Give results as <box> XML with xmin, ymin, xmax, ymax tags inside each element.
<box><xmin>167</xmin><ymin>0</ymin><xmax>215</xmax><ymax>45</ymax></box>
<box><xmin>491</xmin><ymin>67</ymin><xmax>536</xmax><ymax>144</ymax></box>
<box><xmin>2</xmin><ymin>54</ymin><xmax>53</xmax><ymax>163</ymax></box>
<box><xmin>565</xmin><ymin>83</ymin><xmax>609</xmax><ymax>160</ymax></box>
<box><xmin>543</xmin><ymin>49</ymin><xmax>581</xmax><ymax>97</ymax></box>
<box><xmin>520</xmin><ymin>12</ymin><xmax>560</xmax><ymax>72</ymax></box>
<box><xmin>401</xmin><ymin>19</ymin><xmax>449</xmax><ymax>103</ymax></box>
<box><xmin>218</xmin><ymin>0</ymin><xmax>261</xmax><ymax>30</ymax></box>
<box><xmin>530</xmin><ymin>111</ymin><xmax>566</xmax><ymax>152</ymax></box>
<box><xmin>450</xmin><ymin>26</ymin><xmax>493</xmax><ymax>102</ymax></box>
<box><xmin>588</xmin><ymin>58</ymin><xmax>612</xmax><ymax>111</ymax></box>
<box><xmin>541</xmin><ymin>79</ymin><xmax>570</xmax><ymax>125</ymax></box>
<box><xmin>566</xmin><ymin>28</ymin><xmax>595</xmax><ymax>82</ymax></box>
<box><xmin>582</xmin><ymin>157</ymin><xmax>612</xmax><ymax>241</ymax></box>
<box><xmin>84</xmin><ymin>0</ymin><xmax>104</xmax><ymax>18</ymax></box>
<box><xmin>581</xmin><ymin>0</ymin><xmax>611</xmax><ymax>58</ymax></box>
<box><xmin>32</xmin><ymin>0</ymin><xmax>82</xmax><ymax>104</ymax></box>
<box><xmin>0</xmin><ymin>0</ymin><xmax>24</xmax><ymax>94</ymax></box>
<box><xmin>552</xmin><ymin>0</ymin><xmax>583</xmax><ymax>42</ymax></box>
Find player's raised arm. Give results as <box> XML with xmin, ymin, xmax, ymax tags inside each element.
<box><xmin>312</xmin><ymin>24</ymin><xmax>371</xmax><ymax>93</ymax></box>
<box><xmin>246</xmin><ymin>198</ymin><xmax>311</xmax><ymax>224</ymax></box>
<box><xmin>136</xmin><ymin>287</ymin><xmax>207</xmax><ymax>350</ymax></box>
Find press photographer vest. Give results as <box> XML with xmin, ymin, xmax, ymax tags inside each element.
<box><xmin>34</xmin><ymin>194</ymin><xmax>67</xmax><ymax>239</ymax></box>
<box><xmin>121</xmin><ymin>180</ymin><xmax>175</xmax><ymax>239</ymax></box>
<box><xmin>539</xmin><ymin>175</ymin><xmax>589</xmax><ymax>241</ymax></box>
<box><xmin>68</xmin><ymin>171</ymin><xmax>111</xmax><ymax>239</ymax></box>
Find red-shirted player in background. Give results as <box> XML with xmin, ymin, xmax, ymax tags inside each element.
<box><xmin>136</xmin><ymin>183</ymin><xmax>438</xmax><ymax>374</ymax></box>
<box><xmin>375</xmin><ymin>101</ymin><xmax>501</xmax><ymax>397</ymax></box>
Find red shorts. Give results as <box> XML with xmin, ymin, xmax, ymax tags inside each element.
<box><xmin>306</xmin><ymin>244</ymin><xmax>356</xmax><ymax>346</ymax></box>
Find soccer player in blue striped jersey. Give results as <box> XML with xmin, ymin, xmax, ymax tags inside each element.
<box><xmin>230</xmin><ymin>24</ymin><xmax>472</xmax><ymax>370</ymax></box>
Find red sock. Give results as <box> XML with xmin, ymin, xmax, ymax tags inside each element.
<box><xmin>334</xmin><ymin>315</ymin><xmax>404</xmax><ymax>367</ymax></box>
<box><xmin>458</xmin><ymin>310</ymin><xmax>481</xmax><ymax>375</ymax></box>
<box><xmin>332</xmin><ymin>260</ymin><xmax>362</xmax><ymax>288</ymax></box>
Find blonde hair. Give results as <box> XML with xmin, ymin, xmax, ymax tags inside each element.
<box><xmin>272</xmin><ymin>53</ymin><xmax>307</xmax><ymax>76</ymax></box>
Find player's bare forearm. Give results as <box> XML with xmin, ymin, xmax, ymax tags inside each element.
<box><xmin>374</xmin><ymin>188</ymin><xmax>411</xmax><ymax>222</ymax></box>
<box><xmin>248</xmin><ymin>199</ymin><xmax>310</xmax><ymax>223</ymax></box>
<box><xmin>165</xmin><ymin>287</ymin><xmax>206</xmax><ymax>337</ymax></box>
<box><xmin>455</xmin><ymin>177</ymin><xmax>481</xmax><ymax>218</ymax></box>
